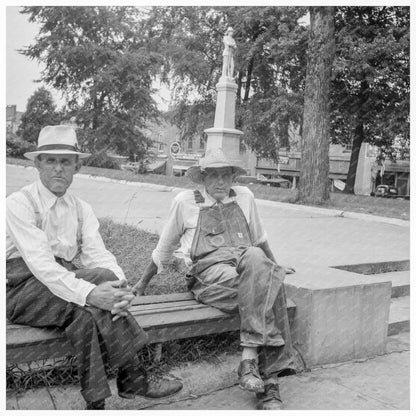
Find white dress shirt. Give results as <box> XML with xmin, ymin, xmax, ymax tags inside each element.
<box><xmin>152</xmin><ymin>186</ymin><xmax>267</xmax><ymax>273</ymax></box>
<box><xmin>6</xmin><ymin>180</ymin><xmax>125</xmax><ymax>306</ymax></box>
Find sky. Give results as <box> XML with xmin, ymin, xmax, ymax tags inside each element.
<box><xmin>5</xmin><ymin>5</ymin><xmax>171</xmax><ymax>112</ymax></box>
<box><xmin>6</xmin><ymin>6</ymin><xmax>49</xmax><ymax>112</ymax></box>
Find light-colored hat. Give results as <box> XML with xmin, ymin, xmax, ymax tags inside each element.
<box><xmin>186</xmin><ymin>148</ymin><xmax>246</xmax><ymax>184</ymax></box>
<box><xmin>24</xmin><ymin>125</ymin><xmax>91</xmax><ymax>161</ymax></box>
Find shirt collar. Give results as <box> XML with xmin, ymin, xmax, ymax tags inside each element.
<box><xmin>202</xmin><ymin>188</ymin><xmax>236</xmax><ymax>206</ymax></box>
<box><xmin>36</xmin><ymin>180</ymin><xmax>72</xmax><ymax>209</ymax></box>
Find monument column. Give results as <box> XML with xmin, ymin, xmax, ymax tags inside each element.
<box><xmin>205</xmin><ymin>27</ymin><xmax>244</xmax><ymax>167</ymax></box>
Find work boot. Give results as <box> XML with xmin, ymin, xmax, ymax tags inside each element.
<box><xmin>118</xmin><ymin>364</ymin><xmax>183</xmax><ymax>399</ymax></box>
<box><xmin>144</xmin><ymin>368</ymin><xmax>183</xmax><ymax>399</ymax></box>
<box><xmin>85</xmin><ymin>399</ymin><xmax>105</xmax><ymax>410</ymax></box>
<box><xmin>237</xmin><ymin>359</ymin><xmax>264</xmax><ymax>393</ymax></box>
<box><xmin>256</xmin><ymin>378</ymin><xmax>283</xmax><ymax>410</ymax></box>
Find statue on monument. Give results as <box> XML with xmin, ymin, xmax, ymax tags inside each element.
<box><xmin>222</xmin><ymin>27</ymin><xmax>236</xmax><ymax>78</ymax></box>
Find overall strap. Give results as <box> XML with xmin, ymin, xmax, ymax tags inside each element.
<box><xmin>193</xmin><ymin>189</ymin><xmax>205</xmax><ymax>204</ymax></box>
<box><xmin>20</xmin><ymin>189</ymin><xmax>42</xmax><ymax>229</ymax></box>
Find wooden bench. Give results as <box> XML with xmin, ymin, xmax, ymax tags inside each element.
<box><xmin>6</xmin><ymin>292</ymin><xmax>296</xmax><ymax>365</ymax></box>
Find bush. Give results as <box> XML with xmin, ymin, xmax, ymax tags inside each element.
<box><xmin>84</xmin><ymin>150</ymin><xmax>121</xmax><ymax>170</ymax></box>
<box><xmin>6</xmin><ymin>136</ymin><xmax>36</xmax><ymax>158</ymax></box>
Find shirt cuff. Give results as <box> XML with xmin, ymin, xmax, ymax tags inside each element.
<box><xmin>253</xmin><ymin>232</ymin><xmax>268</xmax><ymax>247</ymax></box>
<box><xmin>78</xmin><ymin>281</ymin><xmax>97</xmax><ymax>306</ymax></box>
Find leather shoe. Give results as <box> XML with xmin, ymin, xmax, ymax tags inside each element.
<box><xmin>144</xmin><ymin>370</ymin><xmax>183</xmax><ymax>399</ymax></box>
<box><xmin>85</xmin><ymin>399</ymin><xmax>105</xmax><ymax>410</ymax></box>
<box><xmin>118</xmin><ymin>364</ymin><xmax>182</xmax><ymax>399</ymax></box>
<box><xmin>238</xmin><ymin>359</ymin><xmax>264</xmax><ymax>393</ymax></box>
<box><xmin>256</xmin><ymin>378</ymin><xmax>283</xmax><ymax>410</ymax></box>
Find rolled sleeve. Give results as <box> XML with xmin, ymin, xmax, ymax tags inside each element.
<box><xmin>248</xmin><ymin>194</ymin><xmax>268</xmax><ymax>246</ymax></box>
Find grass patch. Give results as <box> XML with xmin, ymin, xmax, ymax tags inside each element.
<box><xmin>6</xmin><ymin>218</ymin><xmax>240</xmax><ymax>392</ymax></box>
<box><xmin>7</xmin><ymin>156</ymin><xmax>409</xmax><ymax>220</ymax></box>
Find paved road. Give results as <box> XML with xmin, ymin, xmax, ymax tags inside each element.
<box><xmin>6</xmin><ymin>165</ymin><xmax>409</xmax><ymax>272</ymax></box>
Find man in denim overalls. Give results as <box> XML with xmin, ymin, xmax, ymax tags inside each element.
<box><xmin>135</xmin><ymin>148</ymin><xmax>303</xmax><ymax>410</ymax></box>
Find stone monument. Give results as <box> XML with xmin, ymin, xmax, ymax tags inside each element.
<box><xmin>204</xmin><ymin>27</ymin><xmax>244</xmax><ymax>168</ymax></box>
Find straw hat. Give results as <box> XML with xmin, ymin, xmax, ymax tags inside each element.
<box><xmin>186</xmin><ymin>148</ymin><xmax>246</xmax><ymax>184</ymax></box>
<box><xmin>24</xmin><ymin>125</ymin><xmax>91</xmax><ymax>161</ymax></box>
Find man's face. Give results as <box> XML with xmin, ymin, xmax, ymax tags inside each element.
<box><xmin>204</xmin><ymin>167</ymin><xmax>233</xmax><ymax>201</ymax></box>
<box><xmin>35</xmin><ymin>154</ymin><xmax>80</xmax><ymax>197</ymax></box>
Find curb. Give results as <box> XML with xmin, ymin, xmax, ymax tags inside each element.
<box><xmin>7</xmin><ymin>164</ymin><xmax>409</xmax><ymax>227</ymax></box>
<box><xmin>256</xmin><ymin>198</ymin><xmax>410</xmax><ymax>227</ymax></box>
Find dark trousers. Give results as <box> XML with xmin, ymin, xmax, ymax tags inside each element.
<box><xmin>6</xmin><ymin>266</ymin><xmax>148</xmax><ymax>403</ymax></box>
<box><xmin>191</xmin><ymin>246</ymin><xmax>304</xmax><ymax>379</ymax></box>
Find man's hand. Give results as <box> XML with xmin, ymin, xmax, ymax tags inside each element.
<box><xmin>86</xmin><ymin>280</ymin><xmax>132</xmax><ymax>312</ymax></box>
<box><xmin>113</xmin><ymin>260</ymin><xmax>158</xmax><ymax>322</ymax></box>
<box><xmin>132</xmin><ymin>280</ymin><xmax>147</xmax><ymax>297</ymax></box>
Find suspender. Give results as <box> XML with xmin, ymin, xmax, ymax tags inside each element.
<box><xmin>20</xmin><ymin>189</ymin><xmax>83</xmax><ymax>252</ymax></box>
<box><xmin>21</xmin><ymin>189</ymin><xmax>42</xmax><ymax>228</ymax></box>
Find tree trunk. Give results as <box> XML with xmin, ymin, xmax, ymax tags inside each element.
<box><xmin>298</xmin><ymin>7</ymin><xmax>335</xmax><ymax>205</ymax></box>
<box><xmin>343</xmin><ymin>80</ymin><xmax>368</xmax><ymax>194</ymax></box>
<box><xmin>343</xmin><ymin>122</ymin><xmax>364</xmax><ymax>193</ymax></box>
<box><xmin>243</xmin><ymin>58</ymin><xmax>254</xmax><ymax>102</ymax></box>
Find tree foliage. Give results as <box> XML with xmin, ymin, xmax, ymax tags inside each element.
<box><xmin>141</xmin><ymin>6</ymin><xmax>308</xmax><ymax>159</ymax></box>
<box><xmin>17</xmin><ymin>87</ymin><xmax>61</xmax><ymax>143</ymax></box>
<box><xmin>18</xmin><ymin>5</ymin><xmax>409</xmax><ymax>188</ymax></box>
<box><xmin>20</xmin><ymin>6</ymin><xmax>162</xmax><ymax>159</ymax></box>
<box><xmin>332</xmin><ymin>6</ymin><xmax>410</xmax><ymax>193</ymax></box>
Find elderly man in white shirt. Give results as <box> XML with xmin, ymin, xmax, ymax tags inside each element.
<box><xmin>133</xmin><ymin>148</ymin><xmax>303</xmax><ymax>410</ymax></box>
<box><xmin>6</xmin><ymin>125</ymin><xmax>182</xmax><ymax>410</ymax></box>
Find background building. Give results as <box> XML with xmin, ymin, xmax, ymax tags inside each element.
<box><xmin>6</xmin><ymin>105</ymin><xmax>23</xmax><ymax>134</ymax></box>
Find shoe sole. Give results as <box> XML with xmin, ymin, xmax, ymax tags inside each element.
<box><xmin>144</xmin><ymin>387</ymin><xmax>183</xmax><ymax>399</ymax></box>
<box><xmin>119</xmin><ymin>388</ymin><xmax>182</xmax><ymax>400</ymax></box>
<box><xmin>238</xmin><ymin>382</ymin><xmax>265</xmax><ymax>394</ymax></box>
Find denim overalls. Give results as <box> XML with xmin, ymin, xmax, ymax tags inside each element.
<box><xmin>188</xmin><ymin>189</ymin><xmax>303</xmax><ymax>378</ymax></box>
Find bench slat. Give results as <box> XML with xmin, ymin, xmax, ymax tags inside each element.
<box><xmin>130</xmin><ymin>299</ymin><xmax>200</xmax><ymax>312</ymax></box>
<box><xmin>131</xmin><ymin>292</ymin><xmax>194</xmax><ymax>306</ymax></box>
<box><xmin>7</xmin><ymin>294</ymin><xmax>296</xmax><ymax>364</ymax></box>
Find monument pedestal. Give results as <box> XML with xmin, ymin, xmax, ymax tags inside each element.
<box><xmin>205</xmin><ymin>127</ymin><xmax>243</xmax><ymax>166</ymax></box>
<box><xmin>205</xmin><ymin>77</ymin><xmax>244</xmax><ymax>168</ymax></box>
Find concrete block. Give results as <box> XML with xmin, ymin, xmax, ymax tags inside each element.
<box><xmin>285</xmin><ymin>267</ymin><xmax>391</xmax><ymax>367</ymax></box>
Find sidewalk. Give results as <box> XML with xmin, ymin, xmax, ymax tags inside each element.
<box><xmin>7</xmin><ymin>332</ymin><xmax>410</xmax><ymax>410</ymax></box>
<box><xmin>5</xmin><ymin>165</ymin><xmax>412</xmax><ymax>411</ymax></box>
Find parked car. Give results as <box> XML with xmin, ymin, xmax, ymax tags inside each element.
<box><xmin>374</xmin><ymin>185</ymin><xmax>399</xmax><ymax>198</ymax></box>
<box><xmin>235</xmin><ymin>175</ymin><xmax>260</xmax><ymax>185</ymax></box>
<box><xmin>258</xmin><ymin>176</ymin><xmax>291</xmax><ymax>188</ymax></box>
